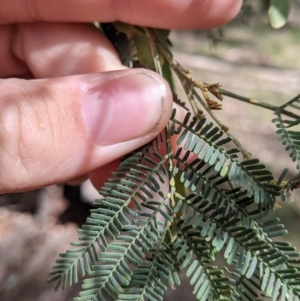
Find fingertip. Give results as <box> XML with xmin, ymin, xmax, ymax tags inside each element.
<box><xmin>204</xmin><ymin>0</ymin><xmax>243</xmax><ymax>29</ymax></box>
<box><xmin>81</xmin><ymin>69</ymin><xmax>173</xmax><ymax>146</ymax></box>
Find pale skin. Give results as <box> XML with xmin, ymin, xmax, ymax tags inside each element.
<box><xmin>0</xmin><ymin>0</ymin><xmax>242</xmax><ymax>193</ymax></box>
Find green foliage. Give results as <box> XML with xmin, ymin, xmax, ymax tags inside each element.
<box><xmin>273</xmin><ymin>95</ymin><xmax>300</xmax><ymax>170</ymax></box>
<box><xmin>272</xmin><ymin>94</ymin><xmax>300</xmax><ymax>202</ymax></box>
<box><xmin>49</xmin><ymin>105</ymin><xmax>300</xmax><ymax>300</ymax></box>
<box><xmin>268</xmin><ymin>0</ymin><xmax>290</xmax><ymax>29</ymax></box>
<box><xmin>50</xmin><ymin>6</ymin><xmax>300</xmax><ymax>301</ymax></box>
<box><xmin>242</xmin><ymin>0</ymin><xmax>290</xmax><ymax>28</ymax></box>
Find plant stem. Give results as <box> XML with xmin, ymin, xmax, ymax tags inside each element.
<box><xmin>221</xmin><ymin>89</ymin><xmax>300</xmax><ymax>119</ymax></box>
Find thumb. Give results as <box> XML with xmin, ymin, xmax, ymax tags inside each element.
<box><xmin>0</xmin><ymin>69</ymin><xmax>172</xmax><ymax>193</ymax></box>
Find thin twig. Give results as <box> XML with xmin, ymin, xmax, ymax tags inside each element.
<box><xmin>174</xmin><ymin>69</ymin><xmax>201</xmax><ymax>116</ymax></box>
<box><xmin>221</xmin><ymin>89</ymin><xmax>300</xmax><ymax>120</ymax></box>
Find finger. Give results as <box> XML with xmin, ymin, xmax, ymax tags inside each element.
<box><xmin>0</xmin><ymin>69</ymin><xmax>172</xmax><ymax>193</ymax></box>
<box><xmin>1</xmin><ymin>0</ymin><xmax>242</xmax><ymax>29</ymax></box>
<box><xmin>69</xmin><ymin>99</ymin><xmax>192</xmax><ymax>190</ymax></box>
<box><xmin>89</xmin><ymin>104</ymin><xmax>197</xmax><ymax>190</ymax></box>
<box><xmin>1</xmin><ymin>22</ymin><xmax>124</xmax><ymax>78</ymax></box>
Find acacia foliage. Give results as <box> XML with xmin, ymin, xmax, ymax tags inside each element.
<box><xmin>49</xmin><ymin>5</ymin><xmax>300</xmax><ymax>300</ymax></box>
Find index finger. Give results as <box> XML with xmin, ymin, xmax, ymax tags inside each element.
<box><xmin>1</xmin><ymin>0</ymin><xmax>242</xmax><ymax>29</ymax></box>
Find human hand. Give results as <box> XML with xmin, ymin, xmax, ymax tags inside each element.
<box><xmin>0</xmin><ymin>0</ymin><xmax>242</xmax><ymax>193</ymax></box>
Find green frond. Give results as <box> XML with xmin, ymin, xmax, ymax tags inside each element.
<box><xmin>174</xmin><ymin>234</ymin><xmax>234</xmax><ymax>301</ymax></box>
<box><xmin>75</xmin><ymin>214</ymin><xmax>168</xmax><ymax>301</ymax></box>
<box><xmin>186</xmin><ymin>259</ymin><xmax>233</xmax><ymax>301</ymax></box>
<box><xmin>49</xmin><ymin>19</ymin><xmax>300</xmax><ymax>301</ymax></box>
<box><xmin>116</xmin><ymin>231</ymin><xmax>178</xmax><ymax>301</ymax></box>
<box><xmin>170</xmin><ymin>109</ymin><xmax>280</xmax><ymax>210</ymax></box>
<box><xmin>175</xmin><ymin>191</ymin><xmax>300</xmax><ymax>301</ymax></box>
<box><xmin>170</xmin><ymin>145</ymin><xmax>279</xmax><ymax>253</ymax></box>
<box><xmin>231</xmin><ymin>270</ymin><xmax>262</xmax><ymax>301</ymax></box>
<box><xmin>271</xmin><ymin>95</ymin><xmax>300</xmax><ymax>200</ymax></box>
<box><xmin>273</xmin><ymin>109</ymin><xmax>300</xmax><ymax>170</ymax></box>
<box><xmin>48</xmin><ymin>137</ymin><xmax>171</xmax><ymax>291</ymax></box>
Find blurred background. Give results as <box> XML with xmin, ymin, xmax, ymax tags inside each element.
<box><xmin>1</xmin><ymin>1</ymin><xmax>300</xmax><ymax>300</ymax></box>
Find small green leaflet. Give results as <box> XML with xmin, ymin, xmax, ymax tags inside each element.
<box><xmin>268</xmin><ymin>0</ymin><xmax>290</xmax><ymax>29</ymax></box>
